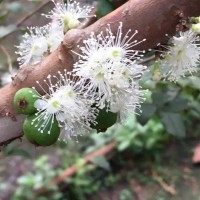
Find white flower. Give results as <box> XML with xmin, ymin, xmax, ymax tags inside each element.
<box><xmin>42</xmin><ymin>0</ymin><xmax>95</xmax><ymax>32</ymax></box>
<box><xmin>102</xmin><ymin>22</ymin><xmax>146</xmax><ymax>61</ymax></box>
<box><xmin>32</xmin><ymin>70</ymin><xmax>97</xmax><ymax>140</ymax></box>
<box><xmin>16</xmin><ymin>27</ymin><xmax>48</xmax><ymax>66</ymax></box>
<box><xmin>159</xmin><ymin>29</ymin><xmax>200</xmax><ymax>82</ymax></box>
<box><xmin>75</xmin><ymin>60</ymin><xmax>145</xmax><ymax>109</ymax></box>
<box><xmin>110</xmin><ymin>85</ymin><xmax>145</xmax><ymax>123</ymax></box>
<box><xmin>74</xmin><ymin>22</ymin><xmax>146</xmax><ymax>64</ymax></box>
<box><xmin>45</xmin><ymin>22</ymin><xmax>64</xmax><ymax>52</ymax></box>
<box><xmin>16</xmin><ymin>23</ymin><xmax>64</xmax><ymax>66</ymax></box>
<box><xmin>73</xmin><ymin>23</ymin><xmax>146</xmax><ymax>111</ymax></box>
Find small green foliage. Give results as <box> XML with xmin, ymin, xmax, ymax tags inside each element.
<box><xmin>104</xmin><ymin>174</ymin><xmax>120</xmax><ymax>188</ymax></box>
<box><xmin>23</xmin><ymin>114</ymin><xmax>60</xmax><ymax>146</ymax></box>
<box><xmin>119</xmin><ymin>189</ymin><xmax>133</xmax><ymax>200</ymax></box>
<box><xmin>14</xmin><ymin>87</ymin><xmax>39</xmax><ymax>115</ymax></box>
<box><xmin>66</xmin><ymin>159</ymin><xmax>100</xmax><ymax>200</ymax></box>
<box><xmin>113</xmin><ymin>115</ymin><xmax>168</xmax><ymax>153</ymax></box>
<box><xmin>12</xmin><ymin>155</ymin><xmax>63</xmax><ymax>200</ymax></box>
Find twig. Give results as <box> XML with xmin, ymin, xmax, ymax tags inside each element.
<box><xmin>53</xmin><ymin>141</ymin><xmax>116</xmax><ymax>184</ymax></box>
<box><xmin>36</xmin><ymin>141</ymin><xmax>117</xmax><ymax>195</ymax></box>
<box><xmin>0</xmin><ymin>0</ymin><xmax>51</xmax><ymax>41</ymax></box>
<box><xmin>15</xmin><ymin>0</ymin><xmax>51</xmax><ymax>26</ymax></box>
<box><xmin>152</xmin><ymin>170</ymin><xmax>177</xmax><ymax>195</ymax></box>
<box><xmin>0</xmin><ymin>45</ymin><xmax>13</xmax><ymax>73</ymax></box>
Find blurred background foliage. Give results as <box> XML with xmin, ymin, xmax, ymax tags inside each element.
<box><xmin>1</xmin><ymin>0</ymin><xmax>200</xmax><ymax>200</ymax></box>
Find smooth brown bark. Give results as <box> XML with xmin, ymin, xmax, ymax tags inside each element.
<box><xmin>0</xmin><ymin>0</ymin><xmax>200</xmax><ymax>145</ymax></box>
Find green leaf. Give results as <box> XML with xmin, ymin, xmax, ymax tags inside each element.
<box><xmin>91</xmin><ymin>155</ymin><xmax>110</xmax><ymax>170</ymax></box>
<box><xmin>191</xmin><ymin>102</ymin><xmax>200</xmax><ymax>114</ymax></box>
<box><xmin>137</xmin><ymin>103</ymin><xmax>156</xmax><ymax>124</ymax></box>
<box><xmin>7</xmin><ymin>148</ymin><xmax>30</xmax><ymax>158</ymax></box>
<box><xmin>178</xmin><ymin>76</ymin><xmax>200</xmax><ymax>90</ymax></box>
<box><xmin>162</xmin><ymin>97</ymin><xmax>188</xmax><ymax>112</ymax></box>
<box><xmin>117</xmin><ymin>140</ymin><xmax>131</xmax><ymax>151</ymax></box>
<box><xmin>3</xmin><ymin>143</ymin><xmax>31</xmax><ymax>158</ymax></box>
<box><xmin>97</xmin><ymin>0</ymin><xmax>114</xmax><ymax>18</ymax></box>
<box><xmin>160</xmin><ymin>113</ymin><xmax>186</xmax><ymax>137</ymax></box>
<box><xmin>152</xmin><ymin>91</ymin><xmax>171</xmax><ymax>108</ymax></box>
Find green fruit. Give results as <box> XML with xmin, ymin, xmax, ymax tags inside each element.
<box><xmin>14</xmin><ymin>87</ymin><xmax>39</xmax><ymax>115</ymax></box>
<box><xmin>23</xmin><ymin>114</ymin><xmax>60</xmax><ymax>146</ymax></box>
<box><xmin>91</xmin><ymin>107</ymin><xmax>118</xmax><ymax>132</ymax></box>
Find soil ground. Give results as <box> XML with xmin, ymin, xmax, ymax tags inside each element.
<box><xmin>90</xmin><ymin>139</ymin><xmax>200</xmax><ymax>200</ymax></box>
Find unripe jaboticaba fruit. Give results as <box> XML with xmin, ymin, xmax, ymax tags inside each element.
<box><xmin>14</xmin><ymin>87</ymin><xmax>39</xmax><ymax>115</ymax></box>
<box><xmin>23</xmin><ymin>114</ymin><xmax>60</xmax><ymax>146</ymax></box>
<box><xmin>91</xmin><ymin>107</ymin><xmax>118</xmax><ymax>132</ymax></box>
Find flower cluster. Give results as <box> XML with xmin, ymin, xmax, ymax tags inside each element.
<box><xmin>15</xmin><ymin>1</ymin><xmax>200</xmax><ymax>143</ymax></box>
<box><xmin>158</xmin><ymin>29</ymin><xmax>200</xmax><ymax>82</ymax></box>
<box><xmin>16</xmin><ymin>0</ymin><xmax>94</xmax><ymax>66</ymax></box>
<box><xmin>73</xmin><ymin>22</ymin><xmax>147</xmax><ymax>122</ymax></box>
<box><xmin>32</xmin><ymin>70</ymin><xmax>97</xmax><ymax>140</ymax></box>
<box><xmin>28</xmin><ymin>22</ymin><xmax>147</xmax><ymax>141</ymax></box>
<box><xmin>42</xmin><ymin>0</ymin><xmax>95</xmax><ymax>33</ymax></box>
<box><xmin>16</xmin><ymin>23</ymin><xmax>64</xmax><ymax>66</ymax></box>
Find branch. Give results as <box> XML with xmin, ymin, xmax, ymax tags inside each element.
<box><xmin>0</xmin><ymin>0</ymin><xmax>200</xmax><ymax>145</ymax></box>
<box><xmin>0</xmin><ymin>0</ymin><xmax>51</xmax><ymax>41</ymax></box>
<box><xmin>36</xmin><ymin>141</ymin><xmax>117</xmax><ymax>195</ymax></box>
<box><xmin>53</xmin><ymin>141</ymin><xmax>116</xmax><ymax>184</ymax></box>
